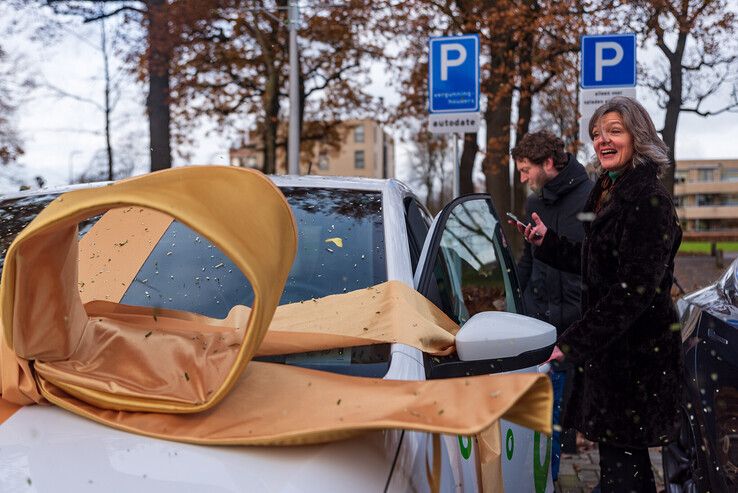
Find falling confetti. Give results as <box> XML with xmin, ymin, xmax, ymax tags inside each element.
<box><xmin>324</xmin><ymin>237</ymin><xmax>344</xmax><ymax>248</ymax></box>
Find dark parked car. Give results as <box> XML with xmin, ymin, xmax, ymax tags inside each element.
<box><xmin>664</xmin><ymin>258</ymin><xmax>738</xmax><ymax>493</ymax></box>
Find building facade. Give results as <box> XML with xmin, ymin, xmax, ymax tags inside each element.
<box><xmin>229</xmin><ymin>119</ymin><xmax>395</xmax><ymax>179</ymax></box>
<box><xmin>675</xmin><ymin>158</ymin><xmax>738</xmax><ymax>231</ymax></box>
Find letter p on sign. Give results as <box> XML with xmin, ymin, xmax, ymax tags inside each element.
<box><xmin>595</xmin><ymin>42</ymin><xmax>624</xmax><ymax>81</ymax></box>
<box><xmin>441</xmin><ymin>43</ymin><xmax>466</xmax><ymax>81</ymax></box>
<box><xmin>429</xmin><ymin>34</ymin><xmax>479</xmax><ymax>113</ymax></box>
<box><xmin>580</xmin><ymin>34</ymin><xmax>636</xmax><ymax>89</ymax></box>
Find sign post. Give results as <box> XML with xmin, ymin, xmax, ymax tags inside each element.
<box><xmin>579</xmin><ymin>34</ymin><xmax>637</xmax><ymax>147</ymax></box>
<box><xmin>428</xmin><ymin>34</ymin><xmax>480</xmax><ymax>197</ymax></box>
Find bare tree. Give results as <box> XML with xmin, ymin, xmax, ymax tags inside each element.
<box><xmin>170</xmin><ymin>0</ymin><xmax>384</xmax><ymax>174</ymax></box>
<box><xmin>407</xmin><ymin>130</ymin><xmax>453</xmax><ymax>214</ymax></box>
<box><xmin>633</xmin><ymin>0</ymin><xmax>738</xmax><ymax>194</ymax></box>
<box><xmin>43</xmin><ymin>0</ymin><xmax>178</xmax><ymax>171</ymax></box>
<box><xmin>29</xmin><ymin>4</ymin><xmax>144</xmax><ymax>184</ymax></box>
<box><xmin>100</xmin><ymin>12</ymin><xmax>114</xmax><ymax>181</ymax></box>
<box><xmin>40</xmin><ymin>11</ymin><xmax>121</xmax><ymax>181</ymax></box>
<box><xmin>0</xmin><ymin>45</ymin><xmax>28</xmax><ymax>166</ymax></box>
<box><xmin>532</xmin><ymin>62</ymin><xmax>580</xmax><ymax>151</ymax></box>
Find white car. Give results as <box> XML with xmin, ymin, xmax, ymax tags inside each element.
<box><xmin>0</xmin><ymin>174</ymin><xmax>555</xmax><ymax>492</ymax></box>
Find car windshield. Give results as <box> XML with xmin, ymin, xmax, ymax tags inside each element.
<box><xmin>0</xmin><ymin>186</ymin><xmax>391</xmax><ymax>377</ymax></box>
<box><xmin>1</xmin><ymin>193</ymin><xmax>61</xmax><ymax>273</ymax></box>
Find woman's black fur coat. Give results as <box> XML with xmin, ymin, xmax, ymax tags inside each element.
<box><xmin>535</xmin><ymin>161</ymin><xmax>684</xmax><ymax>447</ymax></box>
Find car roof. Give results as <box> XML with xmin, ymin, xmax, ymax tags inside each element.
<box><xmin>0</xmin><ymin>181</ymin><xmax>112</xmax><ymax>202</ymax></box>
<box><xmin>1</xmin><ymin>172</ymin><xmax>415</xmax><ymax>201</ymax></box>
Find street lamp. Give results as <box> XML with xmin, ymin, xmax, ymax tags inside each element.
<box><xmin>250</xmin><ymin>2</ymin><xmax>344</xmax><ymax>176</ymax></box>
<box><xmin>245</xmin><ymin>3</ymin><xmax>301</xmax><ymax>176</ymax></box>
<box><xmin>68</xmin><ymin>150</ymin><xmax>82</xmax><ymax>184</ymax></box>
<box><xmin>287</xmin><ymin>1</ymin><xmax>300</xmax><ymax>175</ymax></box>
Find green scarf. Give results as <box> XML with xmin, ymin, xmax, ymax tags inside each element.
<box><xmin>607</xmin><ymin>170</ymin><xmax>623</xmax><ymax>181</ymax></box>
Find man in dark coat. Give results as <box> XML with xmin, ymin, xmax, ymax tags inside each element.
<box><xmin>513</xmin><ymin>132</ymin><xmax>593</xmax><ymax>333</ymax></box>
<box><xmin>511</xmin><ymin>131</ymin><xmax>593</xmax><ymax>481</ymax></box>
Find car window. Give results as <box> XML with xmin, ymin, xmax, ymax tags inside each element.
<box><xmin>0</xmin><ymin>187</ymin><xmax>391</xmax><ymax>378</ymax></box>
<box><xmin>404</xmin><ymin>198</ymin><xmax>432</xmax><ymax>273</ymax></box>
<box><xmin>425</xmin><ymin>197</ymin><xmax>521</xmax><ymax>324</ymax></box>
<box><xmin>119</xmin><ymin>187</ymin><xmax>390</xmax><ymax>377</ymax></box>
<box><xmin>120</xmin><ymin>187</ymin><xmax>387</xmax><ymax>316</ymax></box>
<box><xmin>1</xmin><ymin>194</ymin><xmax>59</xmax><ymax>275</ymax></box>
<box><xmin>1</xmin><ymin>193</ymin><xmax>102</xmax><ymax>276</ymax></box>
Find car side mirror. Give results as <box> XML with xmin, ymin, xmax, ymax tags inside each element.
<box><xmin>456</xmin><ymin>311</ymin><xmax>555</xmax><ymax>361</ymax></box>
<box><xmin>426</xmin><ymin>311</ymin><xmax>555</xmax><ymax>379</ymax></box>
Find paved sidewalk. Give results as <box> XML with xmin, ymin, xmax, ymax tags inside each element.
<box><xmin>673</xmin><ymin>252</ymin><xmax>731</xmax><ymax>294</ymax></box>
<box><xmin>554</xmin><ymin>440</ymin><xmax>664</xmax><ymax>492</ymax></box>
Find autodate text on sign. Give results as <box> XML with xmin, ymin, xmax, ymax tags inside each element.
<box><xmin>429</xmin><ymin>113</ymin><xmax>481</xmax><ymax>134</ymax></box>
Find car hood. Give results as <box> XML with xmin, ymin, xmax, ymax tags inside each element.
<box><xmin>0</xmin><ymin>405</ymin><xmax>397</xmax><ymax>493</ymax></box>
<box><xmin>681</xmin><ymin>257</ymin><xmax>738</xmax><ymax>325</ymax></box>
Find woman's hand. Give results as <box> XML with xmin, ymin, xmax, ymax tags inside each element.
<box><xmin>547</xmin><ymin>345</ymin><xmax>565</xmax><ymax>363</ymax></box>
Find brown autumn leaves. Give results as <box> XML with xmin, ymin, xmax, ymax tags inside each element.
<box><xmin>35</xmin><ymin>0</ymin><xmax>738</xmax><ymax>217</ymax></box>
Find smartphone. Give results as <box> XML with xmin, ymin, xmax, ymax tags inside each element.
<box><xmin>506</xmin><ymin>212</ymin><xmax>541</xmax><ymax>238</ymax></box>
<box><xmin>505</xmin><ymin>211</ymin><xmax>525</xmax><ymax>226</ymax></box>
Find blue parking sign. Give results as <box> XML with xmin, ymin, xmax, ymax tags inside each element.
<box><xmin>429</xmin><ymin>34</ymin><xmax>479</xmax><ymax>113</ymax></box>
<box><xmin>581</xmin><ymin>34</ymin><xmax>636</xmax><ymax>88</ymax></box>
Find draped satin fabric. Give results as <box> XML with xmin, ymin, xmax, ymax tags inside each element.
<box><xmin>1</xmin><ymin>166</ymin><xmax>297</xmax><ymax>413</ymax></box>
<box><xmin>37</xmin><ymin>361</ymin><xmax>553</xmax><ymax>447</ymax></box>
<box><xmin>0</xmin><ymin>162</ymin><xmax>551</xmax><ymax>493</ymax></box>
<box><xmin>32</xmin><ymin>279</ymin><xmax>461</xmax><ymax>412</ymax></box>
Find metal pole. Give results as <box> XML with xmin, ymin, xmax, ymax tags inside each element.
<box><xmin>453</xmin><ymin>133</ymin><xmax>460</xmax><ymax>198</ymax></box>
<box><xmin>68</xmin><ymin>150</ymin><xmax>81</xmax><ymax>184</ymax></box>
<box><xmin>510</xmin><ymin>143</ymin><xmax>515</xmax><ymax>212</ymax></box>
<box><xmin>287</xmin><ymin>1</ymin><xmax>300</xmax><ymax>175</ymax></box>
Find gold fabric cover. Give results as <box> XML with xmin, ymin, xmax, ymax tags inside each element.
<box><xmin>38</xmin><ymin>362</ymin><xmax>551</xmax><ymax>446</ymax></box>
<box><xmin>0</xmin><ymin>166</ymin><xmax>297</xmax><ymax>412</ymax></box>
<box><xmin>0</xmin><ymin>165</ymin><xmax>551</xmax><ymax>458</ymax></box>
<box><xmin>32</xmin><ymin>279</ymin><xmax>459</xmax><ymax>412</ymax></box>
<box><xmin>262</xmin><ymin>281</ymin><xmax>459</xmax><ymax>356</ymax></box>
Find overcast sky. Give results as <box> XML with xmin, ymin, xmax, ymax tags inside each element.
<box><xmin>2</xmin><ymin>3</ymin><xmax>737</xmax><ymax>193</ymax></box>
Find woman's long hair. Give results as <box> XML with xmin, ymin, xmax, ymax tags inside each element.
<box><xmin>588</xmin><ymin>96</ymin><xmax>671</xmax><ymax>176</ymax></box>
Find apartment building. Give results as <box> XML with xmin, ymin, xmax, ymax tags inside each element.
<box><xmin>229</xmin><ymin>119</ymin><xmax>395</xmax><ymax>179</ymax></box>
<box><xmin>675</xmin><ymin>158</ymin><xmax>738</xmax><ymax>231</ymax></box>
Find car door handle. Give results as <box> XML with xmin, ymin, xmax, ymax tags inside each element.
<box><xmin>708</xmin><ymin>328</ymin><xmax>729</xmax><ymax>345</ymax></box>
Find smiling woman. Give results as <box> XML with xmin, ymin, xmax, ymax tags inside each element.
<box><xmin>591</xmin><ymin>113</ymin><xmax>633</xmax><ymax>172</ymax></box>
<box><xmin>588</xmin><ymin>96</ymin><xmax>671</xmax><ymax>175</ymax></box>
<box><xmin>518</xmin><ymin>96</ymin><xmax>684</xmax><ymax>493</ymax></box>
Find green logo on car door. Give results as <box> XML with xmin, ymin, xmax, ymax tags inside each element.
<box><xmin>505</xmin><ymin>428</ymin><xmax>514</xmax><ymax>460</ymax></box>
<box><xmin>533</xmin><ymin>431</ymin><xmax>551</xmax><ymax>493</ymax></box>
<box><xmin>458</xmin><ymin>435</ymin><xmax>472</xmax><ymax>459</ymax></box>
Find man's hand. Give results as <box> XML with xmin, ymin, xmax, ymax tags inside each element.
<box><xmin>506</xmin><ymin>212</ymin><xmax>546</xmax><ymax>245</ymax></box>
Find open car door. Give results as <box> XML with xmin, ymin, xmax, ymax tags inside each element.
<box><xmin>415</xmin><ymin>194</ymin><xmax>556</xmax><ymax>493</ymax></box>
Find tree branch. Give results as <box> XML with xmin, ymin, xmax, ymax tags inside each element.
<box><xmin>41</xmin><ymin>80</ymin><xmax>104</xmax><ymax>110</ymax></box>
<box><xmin>82</xmin><ymin>5</ymin><xmax>145</xmax><ymax>23</ymax></box>
<box><xmin>28</xmin><ymin>126</ymin><xmax>103</xmax><ymax>136</ymax></box>
<box><xmin>683</xmin><ymin>54</ymin><xmax>738</xmax><ymax>72</ymax></box>
<box><xmin>643</xmin><ymin>78</ymin><xmax>669</xmax><ymax>95</ymax></box>
<box><xmin>303</xmin><ymin>62</ymin><xmax>361</xmax><ymax>98</ymax></box>
<box><xmin>681</xmin><ymin>102</ymin><xmax>738</xmax><ymax>117</ymax></box>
